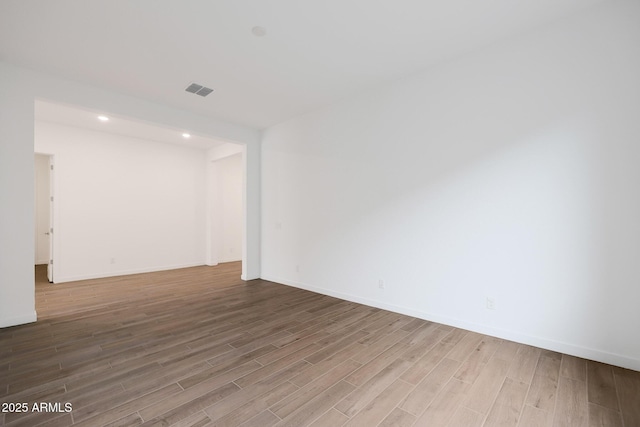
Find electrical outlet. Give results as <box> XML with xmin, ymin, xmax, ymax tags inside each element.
<box><xmin>486</xmin><ymin>297</ymin><xmax>496</xmax><ymax>310</ymax></box>
<box><xmin>296</xmin><ymin>264</ymin><xmax>300</xmax><ymax>273</ymax></box>
<box><xmin>378</xmin><ymin>279</ymin><xmax>385</xmax><ymax>290</ymax></box>
<box><xmin>110</xmin><ymin>258</ymin><xmax>116</xmax><ymax>265</ymax></box>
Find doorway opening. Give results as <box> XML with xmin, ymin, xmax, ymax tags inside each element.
<box><xmin>206</xmin><ymin>148</ymin><xmax>245</xmax><ymax>269</ymax></box>
<box><xmin>34</xmin><ymin>100</ymin><xmax>252</xmax><ymax>285</ymax></box>
<box><xmin>34</xmin><ymin>153</ymin><xmax>54</xmax><ymax>283</ymax></box>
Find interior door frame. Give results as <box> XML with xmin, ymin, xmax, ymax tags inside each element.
<box><xmin>47</xmin><ymin>155</ymin><xmax>54</xmax><ymax>282</ymax></box>
<box><xmin>35</xmin><ymin>151</ymin><xmax>55</xmax><ymax>283</ymax></box>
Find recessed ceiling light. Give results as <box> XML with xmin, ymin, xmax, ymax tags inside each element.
<box><xmin>97</xmin><ymin>115</ymin><xmax>109</xmax><ymax>122</ymax></box>
<box><xmin>251</xmin><ymin>26</ymin><xmax>266</xmax><ymax>37</ymax></box>
<box><xmin>182</xmin><ymin>133</ymin><xmax>191</xmax><ymax>138</ymax></box>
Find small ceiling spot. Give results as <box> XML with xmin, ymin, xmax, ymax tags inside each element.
<box><xmin>182</xmin><ymin>133</ymin><xmax>191</xmax><ymax>138</ymax></box>
<box><xmin>185</xmin><ymin>82</ymin><xmax>214</xmax><ymax>97</ymax></box>
<box><xmin>97</xmin><ymin>115</ymin><xmax>109</xmax><ymax>122</ymax></box>
<box><xmin>251</xmin><ymin>26</ymin><xmax>266</xmax><ymax>37</ymax></box>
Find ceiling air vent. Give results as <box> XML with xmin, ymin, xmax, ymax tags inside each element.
<box><xmin>185</xmin><ymin>83</ymin><xmax>214</xmax><ymax>97</ymax></box>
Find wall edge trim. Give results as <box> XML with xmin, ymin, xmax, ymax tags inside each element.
<box><xmin>0</xmin><ymin>311</ymin><xmax>38</xmax><ymax>328</ymax></box>
<box><xmin>262</xmin><ymin>275</ymin><xmax>640</xmax><ymax>372</ymax></box>
<box><xmin>54</xmin><ymin>262</ymin><xmax>206</xmax><ymax>284</ymax></box>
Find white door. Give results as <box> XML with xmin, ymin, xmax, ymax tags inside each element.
<box><xmin>47</xmin><ymin>156</ymin><xmax>54</xmax><ymax>283</ymax></box>
<box><xmin>34</xmin><ymin>154</ymin><xmax>52</xmax><ymax>281</ymax></box>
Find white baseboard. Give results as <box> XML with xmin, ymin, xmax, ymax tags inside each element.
<box><xmin>54</xmin><ymin>262</ymin><xmax>205</xmax><ymax>283</ymax></box>
<box><xmin>0</xmin><ymin>311</ymin><xmax>37</xmax><ymax>328</ymax></box>
<box><xmin>262</xmin><ymin>275</ymin><xmax>640</xmax><ymax>372</ymax></box>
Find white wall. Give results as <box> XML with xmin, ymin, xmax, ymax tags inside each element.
<box><xmin>261</xmin><ymin>1</ymin><xmax>640</xmax><ymax>370</ymax></box>
<box><xmin>35</xmin><ymin>121</ymin><xmax>207</xmax><ymax>282</ymax></box>
<box><xmin>34</xmin><ymin>154</ymin><xmax>51</xmax><ymax>265</ymax></box>
<box><xmin>216</xmin><ymin>153</ymin><xmax>243</xmax><ymax>263</ymax></box>
<box><xmin>0</xmin><ymin>61</ymin><xmax>260</xmax><ymax>328</ymax></box>
<box><xmin>0</xmin><ymin>65</ymin><xmax>36</xmax><ymax>327</ymax></box>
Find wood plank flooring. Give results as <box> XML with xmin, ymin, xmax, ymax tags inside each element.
<box><xmin>1</xmin><ymin>263</ymin><xmax>638</xmax><ymax>426</ymax></box>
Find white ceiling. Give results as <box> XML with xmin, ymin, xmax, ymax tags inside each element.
<box><xmin>1</xmin><ymin>0</ymin><xmax>607</xmax><ymax>130</ymax></box>
<box><xmin>35</xmin><ymin>101</ymin><xmax>227</xmax><ymax>150</ymax></box>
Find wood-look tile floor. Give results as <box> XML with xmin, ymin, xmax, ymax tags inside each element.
<box><xmin>1</xmin><ymin>264</ymin><xmax>638</xmax><ymax>427</ymax></box>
